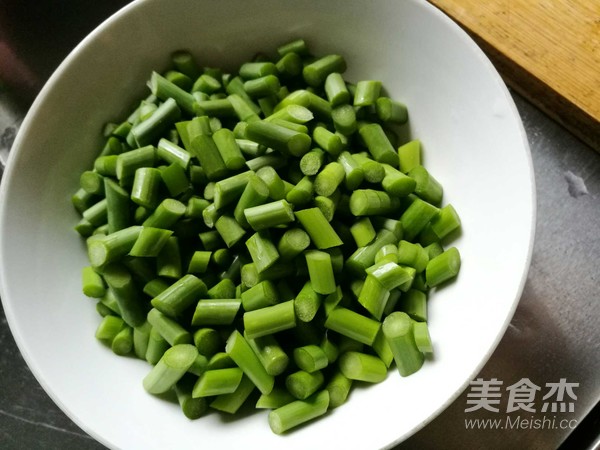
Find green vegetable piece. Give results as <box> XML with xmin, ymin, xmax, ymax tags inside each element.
<box><xmin>376</xmin><ymin>97</ymin><xmax>408</xmax><ymax>124</ymax></box>
<box><xmin>151</xmin><ymin>274</ymin><xmax>207</xmax><ymax>318</ymax></box>
<box><xmin>225</xmin><ymin>330</ymin><xmax>274</xmax><ymax>395</ymax></box>
<box><xmin>95</xmin><ymin>315</ymin><xmax>125</xmax><ymax>341</ymax></box>
<box><xmin>382</xmin><ymin>312</ymin><xmax>424</xmax><ymax>377</ymax></box>
<box><xmin>244</xmin><ymin>199</ymin><xmax>295</xmax><ymax>231</ymax></box>
<box><xmin>246</xmin><ymin>120</ymin><xmax>311</xmax><ymax>157</ymax></box>
<box><xmin>359</xmin><ymin>123</ymin><xmax>398</xmax><ymax>167</ymax></box>
<box><xmin>243</xmin><ymin>300</ymin><xmax>296</xmax><ymax>340</ymax></box>
<box><xmin>210</xmin><ymin>375</ymin><xmax>256</xmax><ymax>414</ymax></box>
<box><xmin>324</xmin><ymin>307</ymin><xmax>380</xmax><ymax>346</ymax></box>
<box><xmin>129</xmin><ymin>227</ymin><xmax>173</xmax><ymax>257</ymax></box>
<box><xmin>240</xmin><ymin>280</ymin><xmax>278</xmax><ymax>311</ymax></box>
<box><xmin>82</xmin><ymin>266</ymin><xmax>106</xmax><ymax>298</ymax></box>
<box><xmin>400</xmin><ymin>197</ymin><xmax>439</xmax><ymax>241</ymax></box>
<box><xmin>398</xmin><ymin>140</ymin><xmax>421</xmax><ymax>174</ymax></box>
<box><xmin>256</xmin><ymin>387</ymin><xmax>296</xmax><ymax>409</ymax></box>
<box><xmin>215</xmin><ymin>215</ymin><xmax>246</xmax><ymax>248</ymax></box>
<box><xmin>353</xmin><ymin>80</ymin><xmax>382</xmax><ymax>107</ymax></box>
<box><xmin>143</xmin><ymin>344</ymin><xmax>199</xmax><ymax>394</ymax></box>
<box><xmin>303</xmin><ymin>54</ymin><xmax>346</xmax><ymax>87</ymax></box>
<box><xmin>326</xmin><ymin>370</ymin><xmax>353</xmax><ymax>409</ymax></box>
<box><xmin>413</xmin><ymin>321</ymin><xmax>433</xmax><ymax>353</ymax></box>
<box><xmin>246</xmin><ymin>334</ymin><xmax>290</xmax><ymax>376</ymax></box>
<box><xmin>295</xmin><ymin>207</ymin><xmax>343</xmax><ymax>249</ymax></box>
<box><xmin>294</xmin><ymin>281</ymin><xmax>323</xmax><ymax>322</ymax></box>
<box><xmin>192</xmin><ymin>367</ymin><xmax>243</xmax><ymax>397</ymax></box>
<box><xmin>349</xmin><ymin>189</ymin><xmax>401</xmax><ymax>216</ymax></box>
<box><xmin>147</xmin><ymin>308</ymin><xmax>192</xmax><ymax>346</ymax></box>
<box><xmin>293</xmin><ymin>345</ymin><xmax>328</xmax><ymax>373</ymax></box>
<box><xmin>142</xmin><ymin>198</ymin><xmax>187</xmax><ymax>229</ymax></box>
<box><xmin>191</xmin><ymin>299</ymin><xmax>241</xmax><ymax>326</ymax></box>
<box><xmin>304</xmin><ymin>250</ymin><xmax>337</xmax><ymax>295</ymax></box>
<box><xmin>425</xmin><ymin>247</ymin><xmax>461</xmax><ymax>287</ymax></box>
<box><xmin>268</xmin><ymin>390</ymin><xmax>329</xmax><ymax>435</ymax></box>
<box><xmin>339</xmin><ymin>351</ymin><xmax>387</xmax><ymax>383</ymax></box>
<box><xmin>102</xmin><ymin>264</ymin><xmax>146</xmax><ymax>327</ymax></box>
<box><xmin>409</xmin><ymin>165</ymin><xmax>443</xmax><ymax>205</ymax></box>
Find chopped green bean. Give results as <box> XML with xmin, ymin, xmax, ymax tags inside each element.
<box><xmin>429</xmin><ymin>204</ymin><xmax>461</xmax><ymax>240</ymax></box>
<box><xmin>143</xmin><ymin>278</ymin><xmax>170</xmax><ymax>298</ymax></box>
<box><xmin>353</xmin><ymin>80</ymin><xmax>382</xmax><ymax>107</ymax></box>
<box><xmin>352</xmin><ymin>152</ymin><xmax>385</xmax><ymax>183</ymax></box>
<box><xmin>246</xmin><ymin>120</ymin><xmax>311</xmax><ymax>157</ymax></box>
<box><xmin>131</xmin><ymin>98</ymin><xmax>181</xmax><ymax>147</ymax></box>
<box><xmin>191</xmin><ymin>299</ymin><xmax>241</xmax><ymax>326</ymax></box>
<box><xmin>312</xmin><ymin>126</ymin><xmax>344</xmax><ymax>156</ymax></box>
<box><xmin>234</xmin><ymin>175</ymin><xmax>270</xmax><ymax>227</ymax></box>
<box><xmin>400</xmin><ymin>197</ymin><xmax>439</xmax><ymax>241</ymax></box>
<box><xmin>398</xmin><ymin>140</ymin><xmax>421</xmax><ymax>174</ymax></box>
<box><xmin>337</xmin><ymin>151</ymin><xmax>364</xmax><ymax>190</ymax></box>
<box><xmin>339</xmin><ymin>351</ymin><xmax>387</xmax><ymax>383</ymax></box>
<box><xmin>425</xmin><ymin>247</ymin><xmax>461</xmax><ymax>287</ymax></box>
<box><xmin>372</xmin><ymin>329</ymin><xmax>394</xmax><ymax>368</ymax></box>
<box><xmin>95</xmin><ymin>315</ymin><xmax>125</xmax><ymax>341</ymax></box>
<box><xmin>151</xmin><ymin>274</ymin><xmax>207</xmax><ymax>318</ymax></box>
<box><xmin>247</xmin><ymin>334</ymin><xmax>290</xmax><ymax>376</ymax></box>
<box><xmin>175</xmin><ymin>376</ymin><xmax>208</xmax><ymax>419</ymax></box>
<box><xmin>349</xmin><ymin>189</ymin><xmax>401</xmax><ymax>216</ymax></box>
<box><xmin>149</xmin><ymin>71</ymin><xmax>196</xmax><ymax>115</ymax></box>
<box><xmin>382</xmin><ymin>163</ymin><xmax>417</xmax><ymax>197</ymax></box>
<box><xmin>256</xmin><ymin>387</ymin><xmax>296</xmax><ymax>409</ymax></box>
<box><xmin>294</xmin><ymin>281</ymin><xmax>323</xmax><ymax>322</ymax></box>
<box><xmin>413</xmin><ymin>321</ymin><xmax>433</xmax><ymax>353</ymax></box>
<box><xmin>244</xmin><ymin>199</ymin><xmax>295</xmax><ymax>231</ymax></box>
<box><xmin>295</xmin><ymin>207</ymin><xmax>343</xmax><ymax>249</ymax></box>
<box><xmin>145</xmin><ymin>327</ymin><xmax>170</xmax><ymax>365</ymax></box>
<box><xmin>268</xmin><ymin>390</ymin><xmax>329</xmax><ymax>434</ymax></box>
<box><xmin>142</xmin><ymin>198</ymin><xmax>186</xmax><ymax>229</ymax></box>
<box><xmin>157</xmin><ymin>236</ymin><xmax>182</xmax><ymax>279</ymax></box>
<box><xmin>143</xmin><ymin>344</ymin><xmax>199</xmax><ymax>394</ymax></box>
<box><xmin>215</xmin><ymin>215</ymin><xmax>246</xmax><ymax>248</ymax></box>
<box><xmin>128</xmin><ymin>227</ymin><xmax>172</xmax><ymax>259</ymax></box>
<box><xmin>303</xmin><ymin>54</ymin><xmax>346</xmax><ymax>87</ymax></box>
<box><xmin>409</xmin><ymin>165</ymin><xmax>443</xmax><ymax>205</ymax></box>
<box><xmin>350</xmin><ymin>217</ymin><xmax>376</xmax><ymax>247</ymax></box>
<box><xmin>325</xmin><ymin>370</ymin><xmax>352</xmax><ymax>409</ymax></box>
<box><xmin>102</xmin><ymin>265</ymin><xmax>146</xmax><ymax>327</ymax></box>
<box><xmin>82</xmin><ymin>266</ymin><xmax>106</xmax><ymax>298</ymax></box>
<box><xmin>304</xmin><ymin>250</ymin><xmax>336</xmax><ymax>295</ymax></box>
<box><xmin>246</xmin><ymin>231</ymin><xmax>280</xmax><ymax>273</ymax></box>
<box><xmin>357</xmin><ymin>274</ymin><xmax>391</xmax><ymax>320</ymax></box>
<box><xmin>324</xmin><ymin>307</ymin><xmax>380</xmax><ymax>346</ymax></box>
<box><xmin>210</xmin><ymin>375</ymin><xmax>255</xmax><ymax>414</ymax></box>
<box><xmin>243</xmin><ymin>300</ymin><xmax>296</xmax><ymax>340</ymax></box>
<box><xmin>376</xmin><ymin>97</ymin><xmax>408</xmax><ymax>124</ymax></box>
<box><xmin>133</xmin><ymin>321</ymin><xmax>152</xmax><ymax>360</ymax></box>
<box><xmin>192</xmin><ymin>367</ymin><xmax>243</xmax><ymax>397</ymax></box>
<box><xmin>299</xmin><ymin>148</ymin><xmax>325</xmax><ymax>176</ymax></box>
<box><xmin>225</xmin><ymin>330</ymin><xmax>274</xmax><ymax>395</ymax></box>
<box><xmin>382</xmin><ymin>312</ymin><xmax>424</xmax><ymax>377</ymax></box>
<box><xmin>240</xmin><ymin>280</ymin><xmax>278</xmax><ymax>311</ymax></box>
<box><xmin>359</xmin><ymin>123</ymin><xmax>398</xmax><ymax>166</ymax></box>
<box><xmin>293</xmin><ymin>345</ymin><xmax>328</xmax><ymax>373</ymax></box>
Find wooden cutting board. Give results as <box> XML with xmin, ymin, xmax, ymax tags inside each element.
<box><xmin>428</xmin><ymin>0</ymin><xmax>600</xmax><ymax>151</ymax></box>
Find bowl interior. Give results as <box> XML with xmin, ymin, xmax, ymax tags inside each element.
<box><xmin>0</xmin><ymin>0</ymin><xmax>534</xmax><ymax>449</ymax></box>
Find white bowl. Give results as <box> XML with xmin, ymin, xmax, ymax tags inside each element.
<box><xmin>0</xmin><ymin>0</ymin><xmax>535</xmax><ymax>449</ymax></box>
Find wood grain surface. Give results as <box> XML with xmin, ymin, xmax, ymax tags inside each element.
<box><xmin>429</xmin><ymin>0</ymin><xmax>600</xmax><ymax>151</ymax></box>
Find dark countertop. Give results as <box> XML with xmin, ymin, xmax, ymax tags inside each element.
<box><xmin>0</xmin><ymin>2</ymin><xmax>598</xmax><ymax>449</ymax></box>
